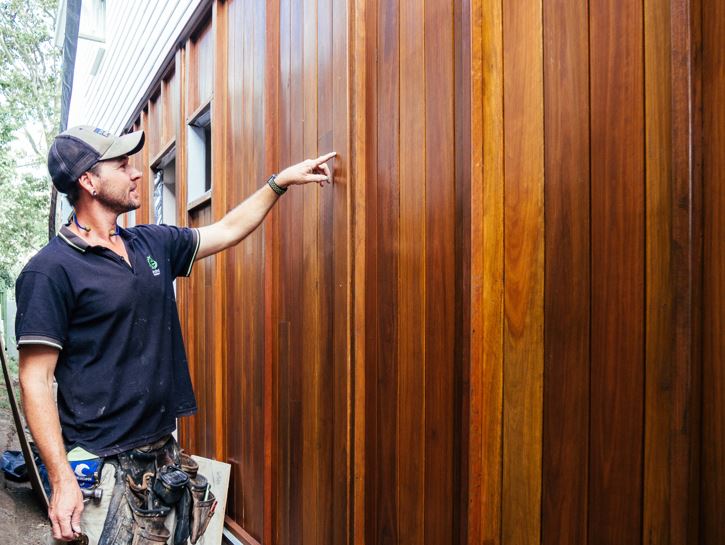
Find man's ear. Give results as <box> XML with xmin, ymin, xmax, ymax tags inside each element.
<box><xmin>77</xmin><ymin>171</ymin><xmax>97</xmax><ymax>197</ymax></box>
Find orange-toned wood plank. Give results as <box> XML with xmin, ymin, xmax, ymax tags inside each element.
<box><xmin>349</xmin><ymin>0</ymin><xmax>368</xmax><ymax>543</ymax></box>
<box><xmin>702</xmin><ymin>0</ymin><xmax>725</xmax><ymax>540</ymax></box>
<box><xmin>542</xmin><ymin>1</ymin><xmax>590</xmax><ymax>544</ymax></box>
<box><xmin>502</xmin><ymin>0</ymin><xmax>545</xmax><ymax>543</ymax></box>
<box><xmin>397</xmin><ymin>0</ymin><xmax>426</xmax><ymax>543</ymax></box>
<box><xmin>263</xmin><ymin>0</ymin><xmax>280</xmax><ymax>541</ymax></box>
<box><xmin>589</xmin><ymin>0</ymin><xmax>645</xmax><ymax>543</ymax></box>
<box><xmin>424</xmin><ymin>0</ymin><xmax>456</xmax><ymax>544</ymax></box>
<box><xmin>210</xmin><ymin>0</ymin><xmax>227</xmax><ymax>468</ymax></box>
<box><xmin>468</xmin><ymin>0</ymin><xmax>504</xmax><ymax>543</ymax></box>
<box><xmin>138</xmin><ymin>109</ymin><xmax>150</xmax><ymax>226</ymax></box>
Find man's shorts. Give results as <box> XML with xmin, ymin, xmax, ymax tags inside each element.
<box><xmin>47</xmin><ymin>455</ymin><xmax>177</xmax><ymax>545</ymax></box>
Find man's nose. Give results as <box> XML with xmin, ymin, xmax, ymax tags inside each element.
<box><xmin>130</xmin><ymin>167</ymin><xmax>142</xmax><ymax>180</ymax></box>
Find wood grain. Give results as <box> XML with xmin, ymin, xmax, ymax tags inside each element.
<box><xmin>502</xmin><ymin>0</ymin><xmax>545</xmax><ymax>543</ymax></box>
<box><xmin>703</xmin><ymin>0</ymin><xmax>725</xmax><ymax>540</ymax></box>
<box><xmin>643</xmin><ymin>1</ymin><xmax>674</xmax><ymax>543</ymax></box>
<box><xmin>469</xmin><ymin>0</ymin><xmax>505</xmax><ymax>542</ymax></box>
<box><xmin>424</xmin><ymin>0</ymin><xmax>456</xmax><ymax>544</ymax></box>
<box><xmin>589</xmin><ymin>0</ymin><xmax>645</xmax><ymax>543</ymax></box>
<box><xmin>542</xmin><ymin>1</ymin><xmax>590</xmax><ymax>544</ymax></box>
<box><xmin>398</xmin><ymin>0</ymin><xmax>426</xmax><ymax>543</ymax></box>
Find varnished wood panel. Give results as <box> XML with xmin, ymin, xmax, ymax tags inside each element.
<box><xmin>224</xmin><ymin>0</ymin><xmax>265</xmax><ymax>540</ymax></box>
<box><xmin>187</xmin><ymin>204</ymin><xmax>216</xmax><ymax>459</ymax></box>
<box><xmin>397</xmin><ymin>0</ymin><xmax>426</xmax><ymax>543</ymax></box>
<box><xmin>542</xmin><ymin>1</ymin><xmax>590</xmax><ymax>544</ymax></box>
<box><xmin>643</xmin><ymin>1</ymin><xmax>675</xmax><ymax>543</ymax></box>
<box><xmin>589</xmin><ymin>0</ymin><xmax>645</xmax><ymax>543</ymax></box>
<box><xmin>703</xmin><ymin>0</ymin><xmax>725</xmax><ymax>540</ymax></box>
<box><xmin>120</xmin><ymin>2</ymin><xmax>714</xmax><ymax>544</ymax></box>
<box><xmin>502</xmin><ymin>0</ymin><xmax>545</xmax><ymax>543</ymax></box>
<box><xmin>187</xmin><ymin>19</ymin><xmax>214</xmax><ymax>118</ymax></box>
<box><xmin>468</xmin><ymin>0</ymin><xmax>504</xmax><ymax>543</ymax></box>
<box><xmin>424</xmin><ymin>0</ymin><xmax>457</xmax><ymax>543</ymax></box>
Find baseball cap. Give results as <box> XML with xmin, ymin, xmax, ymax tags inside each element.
<box><xmin>48</xmin><ymin>126</ymin><xmax>145</xmax><ymax>193</ymax></box>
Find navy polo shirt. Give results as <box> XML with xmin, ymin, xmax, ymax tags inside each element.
<box><xmin>15</xmin><ymin>224</ymin><xmax>201</xmax><ymax>457</ymax></box>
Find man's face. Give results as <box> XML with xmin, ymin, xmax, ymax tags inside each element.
<box><xmin>92</xmin><ymin>156</ymin><xmax>143</xmax><ymax>214</ymax></box>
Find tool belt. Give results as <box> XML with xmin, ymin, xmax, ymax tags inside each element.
<box><xmin>98</xmin><ymin>436</ymin><xmax>216</xmax><ymax>545</ymax></box>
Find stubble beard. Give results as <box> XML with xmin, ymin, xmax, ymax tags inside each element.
<box><xmin>95</xmin><ymin>184</ymin><xmax>141</xmax><ymax>215</ymax></box>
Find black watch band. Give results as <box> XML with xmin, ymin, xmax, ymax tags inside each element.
<box><xmin>267</xmin><ymin>174</ymin><xmax>287</xmax><ymax>195</ymax></box>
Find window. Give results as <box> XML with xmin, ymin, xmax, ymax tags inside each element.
<box><xmin>152</xmin><ymin>151</ymin><xmax>177</xmax><ymax>226</ymax></box>
<box><xmin>187</xmin><ymin>104</ymin><xmax>211</xmax><ymax>204</ymax></box>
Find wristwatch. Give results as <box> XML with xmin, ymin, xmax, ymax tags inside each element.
<box><xmin>267</xmin><ymin>174</ymin><xmax>287</xmax><ymax>195</ymax></box>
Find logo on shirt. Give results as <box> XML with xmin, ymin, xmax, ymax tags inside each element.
<box><xmin>147</xmin><ymin>255</ymin><xmax>161</xmax><ymax>276</ymax></box>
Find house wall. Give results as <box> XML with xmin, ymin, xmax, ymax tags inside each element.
<box><xmin>109</xmin><ymin>0</ymin><xmax>719</xmax><ymax>544</ymax></box>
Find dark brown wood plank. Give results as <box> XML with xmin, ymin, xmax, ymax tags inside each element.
<box><xmin>542</xmin><ymin>1</ymin><xmax>590</xmax><ymax>544</ymax></box>
<box><xmin>643</xmin><ymin>0</ymin><xmax>674</xmax><ymax>543</ymax></box>
<box><xmin>424</xmin><ymin>0</ymin><xmax>456</xmax><ymax>544</ymax></box>
<box><xmin>502</xmin><ymin>0</ymin><xmax>545</xmax><ymax>542</ymax></box>
<box><xmin>589</xmin><ymin>0</ymin><xmax>645</xmax><ymax>542</ymax></box>
<box><xmin>397</xmin><ymin>0</ymin><xmax>426</xmax><ymax>543</ymax></box>
<box><xmin>702</xmin><ymin>0</ymin><xmax>725</xmax><ymax>540</ymax></box>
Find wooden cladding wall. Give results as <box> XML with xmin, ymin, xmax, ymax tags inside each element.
<box><xmin>120</xmin><ymin>0</ymin><xmax>721</xmax><ymax>544</ymax></box>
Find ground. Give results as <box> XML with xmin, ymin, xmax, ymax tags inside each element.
<box><xmin>0</xmin><ymin>394</ymin><xmax>50</xmax><ymax>543</ymax></box>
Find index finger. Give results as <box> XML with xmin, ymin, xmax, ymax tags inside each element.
<box><xmin>314</xmin><ymin>151</ymin><xmax>337</xmax><ymax>165</ymax></box>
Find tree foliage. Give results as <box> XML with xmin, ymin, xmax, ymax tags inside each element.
<box><xmin>0</xmin><ymin>0</ymin><xmax>61</xmax><ymax>290</ymax></box>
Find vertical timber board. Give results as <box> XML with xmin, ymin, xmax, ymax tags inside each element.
<box><xmin>264</xmin><ymin>0</ymin><xmax>279</xmax><ymax>541</ymax></box>
<box><xmin>703</xmin><ymin>0</ymin><xmax>725</xmax><ymax>540</ymax></box>
<box><xmin>643</xmin><ymin>0</ymin><xmax>674</xmax><ymax>541</ymax></box>
<box><xmin>424</xmin><ymin>0</ymin><xmax>456</xmax><ymax>544</ymax></box>
<box><xmin>176</xmin><ymin>47</ymin><xmax>192</xmax><ymax>450</ymax></box>
<box><xmin>330</xmin><ymin>0</ymin><xmax>352</xmax><ymax>543</ymax></box>
<box><xmin>138</xmin><ymin>110</ymin><xmax>150</xmax><ymax>226</ymax></box>
<box><xmin>454</xmin><ymin>0</ymin><xmax>472</xmax><ymax>541</ymax></box>
<box><xmin>469</xmin><ymin>0</ymin><xmax>505</xmax><ymax>542</ymax></box>
<box><xmin>316</xmin><ymin>0</ymin><xmax>335</xmax><ymax>542</ymax></box>
<box><xmin>276</xmin><ymin>0</ymin><xmax>293</xmax><ymax>541</ymax></box>
<box><xmin>363</xmin><ymin>0</ymin><xmax>379</xmax><ymax>541</ymax></box>
<box><xmin>398</xmin><ymin>0</ymin><xmax>426</xmax><ymax>544</ymax></box>
<box><xmin>502</xmin><ymin>0</ymin><xmax>545</xmax><ymax>543</ymax></box>
<box><xmin>589</xmin><ymin>0</ymin><xmax>645</xmax><ymax>543</ymax></box>
<box><xmin>225</xmin><ymin>0</ymin><xmax>243</xmax><ymax>525</ymax></box>
<box><xmin>542</xmin><ymin>0</ymin><xmax>590</xmax><ymax>544</ymax></box>
<box><xmin>668</xmin><ymin>0</ymin><xmax>703</xmax><ymax>542</ymax></box>
<box><xmin>373</xmin><ymin>0</ymin><xmax>400</xmax><ymax>542</ymax></box>
<box><xmin>301</xmin><ymin>0</ymin><xmax>321</xmax><ymax>543</ymax></box>
<box><xmin>350</xmin><ymin>0</ymin><xmax>368</xmax><ymax>542</ymax></box>
<box><xmin>211</xmin><ymin>0</ymin><xmax>228</xmax><ymax>468</ymax></box>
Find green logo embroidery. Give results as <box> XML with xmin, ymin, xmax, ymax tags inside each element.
<box><xmin>147</xmin><ymin>256</ymin><xmax>160</xmax><ymax>276</ymax></box>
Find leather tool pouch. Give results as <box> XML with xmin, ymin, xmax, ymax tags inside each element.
<box><xmin>189</xmin><ymin>475</ymin><xmax>217</xmax><ymax>544</ymax></box>
<box><xmin>98</xmin><ymin>437</ymin><xmax>215</xmax><ymax>545</ymax></box>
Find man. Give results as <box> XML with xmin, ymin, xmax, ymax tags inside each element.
<box><xmin>15</xmin><ymin>126</ymin><xmax>334</xmax><ymax>543</ymax></box>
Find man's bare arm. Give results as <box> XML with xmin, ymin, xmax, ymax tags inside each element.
<box><xmin>196</xmin><ymin>152</ymin><xmax>335</xmax><ymax>260</ymax></box>
<box><xmin>19</xmin><ymin>345</ymin><xmax>83</xmax><ymax>541</ymax></box>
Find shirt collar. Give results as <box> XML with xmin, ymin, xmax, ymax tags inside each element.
<box><xmin>58</xmin><ymin>224</ymin><xmax>135</xmax><ymax>253</ymax></box>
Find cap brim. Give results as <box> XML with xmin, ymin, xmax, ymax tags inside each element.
<box><xmin>99</xmin><ymin>130</ymin><xmax>145</xmax><ymax>160</ymax></box>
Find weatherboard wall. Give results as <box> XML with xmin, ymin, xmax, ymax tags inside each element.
<box><xmin>107</xmin><ymin>0</ymin><xmax>720</xmax><ymax>544</ymax></box>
